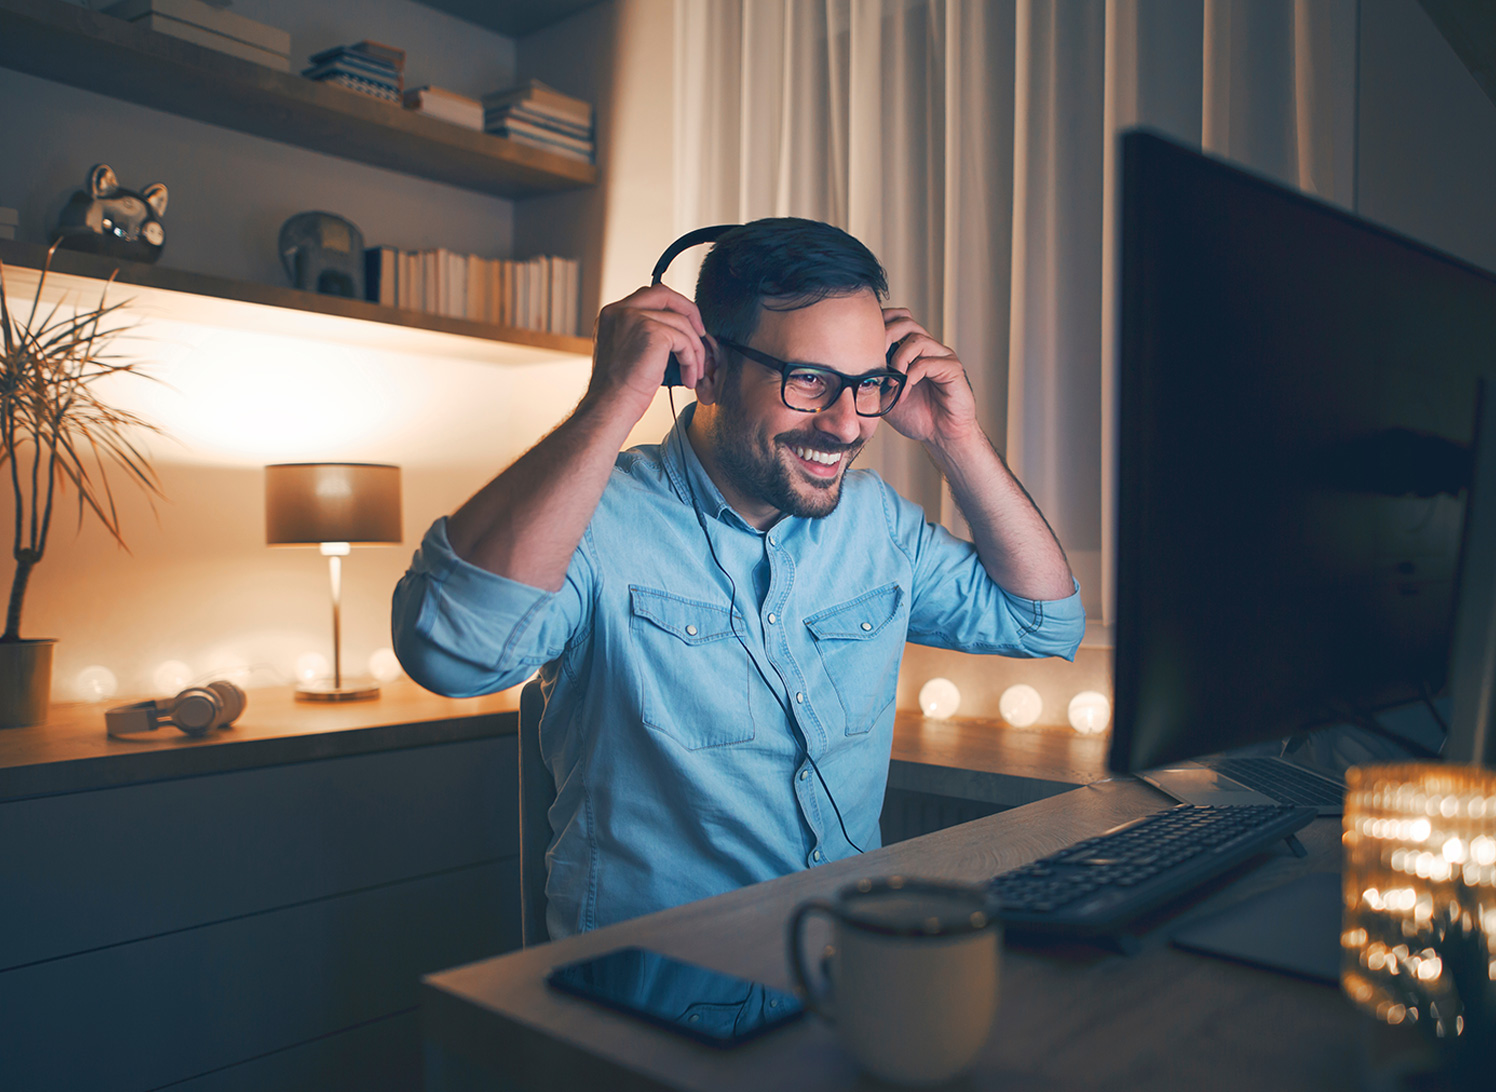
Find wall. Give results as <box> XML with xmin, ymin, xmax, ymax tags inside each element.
<box><xmin>1356</xmin><ymin>0</ymin><xmax>1496</xmax><ymax>273</ymax></box>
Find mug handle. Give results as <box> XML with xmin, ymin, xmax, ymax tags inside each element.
<box><xmin>788</xmin><ymin>900</ymin><xmax>839</xmax><ymax>1021</ymax></box>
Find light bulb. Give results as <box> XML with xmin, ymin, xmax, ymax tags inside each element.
<box><xmin>999</xmin><ymin>684</ymin><xmax>1043</xmax><ymax>728</ymax></box>
<box><xmin>296</xmin><ymin>651</ymin><xmax>330</xmax><ymax>682</ymax></box>
<box><xmin>918</xmin><ymin>677</ymin><xmax>962</xmax><ymax>719</ymax></box>
<box><xmin>76</xmin><ymin>665</ymin><xmax>118</xmax><ymax>701</ymax></box>
<box><xmin>1068</xmin><ymin>690</ymin><xmax>1112</xmax><ymax>735</ymax></box>
<box><xmin>369</xmin><ymin>647</ymin><xmax>403</xmax><ymax>682</ymax></box>
<box><xmin>153</xmin><ymin>660</ymin><xmax>193</xmax><ymax>694</ymax></box>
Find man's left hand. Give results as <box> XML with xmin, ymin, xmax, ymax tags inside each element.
<box><xmin>880</xmin><ymin>309</ymin><xmax>979</xmax><ymax>449</ymax></box>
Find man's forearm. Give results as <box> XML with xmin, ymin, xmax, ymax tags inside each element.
<box><xmin>445</xmin><ymin>396</ymin><xmax>639</xmax><ymax>591</ymax></box>
<box><xmin>925</xmin><ymin>429</ymin><xmax>1075</xmax><ymax>601</ymax></box>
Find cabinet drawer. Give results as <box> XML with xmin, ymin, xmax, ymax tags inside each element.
<box><xmin>165</xmin><ymin>1011</ymin><xmax>419</xmax><ymax>1092</ymax></box>
<box><xmin>0</xmin><ymin>860</ymin><xmax>516</xmax><ymax>1092</ymax></box>
<box><xmin>0</xmin><ymin>736</ymin><xmax>517</xmax><ymax>970</ymax></box>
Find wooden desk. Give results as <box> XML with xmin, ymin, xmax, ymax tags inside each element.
<box><xmin>423</xmin><ymin>779</ymin><xmax>1359</xmax><ymax>1092</ymax></box>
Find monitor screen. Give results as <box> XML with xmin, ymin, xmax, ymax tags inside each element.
<box><xmin>1111</xmin><ymin>130</ymin><xmax>1496</xmax><ymax>773</ymax></box>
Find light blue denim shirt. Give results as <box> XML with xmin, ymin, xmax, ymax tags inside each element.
<box><xmin>392</xmin><ymin>406</ymin><xmax>1084</xmax><ymax>938</ymax></box>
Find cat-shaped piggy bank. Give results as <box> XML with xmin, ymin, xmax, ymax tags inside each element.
<box><xmin>54</xmin><ymin>164</ymin><xmax>168</xmax><ymax>264</ymax></box>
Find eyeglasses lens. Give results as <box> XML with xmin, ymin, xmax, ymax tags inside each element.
<box><xmin>783</xmin><ymin>369</ymin><xmax>901</xmax><ymax>416</ymax></box>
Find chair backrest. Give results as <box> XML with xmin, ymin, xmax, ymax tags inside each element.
<box><xmin>518</xmin><ymin>677</ymin><xmax>554</xmax><ymax>946</ymax></box>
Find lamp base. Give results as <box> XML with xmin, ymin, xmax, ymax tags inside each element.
<box><xmin>295</xmin><ymin>679</ymin><xmax>381</xmax><ymax>702</ymax></box>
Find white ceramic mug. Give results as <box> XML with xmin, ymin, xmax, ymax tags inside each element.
<box><xmin>788</xmin><ymin>876</ymin><xmax>1002</xmax><ymax>1085</ymax></box>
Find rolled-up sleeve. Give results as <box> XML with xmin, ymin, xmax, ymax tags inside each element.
<box><xmin>879</xmin><ymin>483</ymin><xmax>1085</xmax><ymax>661</ymax></box>
<box><xmin>391</xmin><ymin>518</ymin><xmax>590</xmax><ymax>696</ymax></box>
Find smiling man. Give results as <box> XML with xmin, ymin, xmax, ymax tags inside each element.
<box><xmin>393</xmin><ymin>218</ymin><xmax>1083</xmax><ymax>939</ymax></box>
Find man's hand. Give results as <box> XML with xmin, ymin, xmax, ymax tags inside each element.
<box><xmin>584</xmin><ymin>284</ymin><xmax>708</xmax><ymax>422</ymax></box>
<box><xmin>880</xmin><ymin>308</ymin><xmax>980</xmax><ymax>451</ymax></box>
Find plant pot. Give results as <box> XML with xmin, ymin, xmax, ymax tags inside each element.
<box><xmin>0</xmin><ymin>638</ymin><xmax>57</xmax><ymax>728</ymax></box>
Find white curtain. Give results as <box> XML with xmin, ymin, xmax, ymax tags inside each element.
<box><xmin>674</xmin><ymin>0</ymin><xmax>1358</xmax><ymax>628</ymax></box>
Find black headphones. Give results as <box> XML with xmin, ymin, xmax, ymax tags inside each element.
<box><xmin>651</xmin><ymin>224</ymin><xmax>737</xmax><ymax>387</ymax></box>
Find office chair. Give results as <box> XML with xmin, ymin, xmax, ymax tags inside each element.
<box><xmin>518</xmin><ymin>677</ymin><xmax>554</xmax><ymax>946</ymax></box>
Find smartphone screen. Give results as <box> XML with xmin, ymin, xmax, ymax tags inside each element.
<box><xmin>546</xmin><ymin>946</ymin><xmax>805</xmax><ymax>1047</ymax></box>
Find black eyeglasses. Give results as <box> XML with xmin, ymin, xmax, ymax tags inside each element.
<box><xmin>714</xmin><ymin>338</ymin><xmax>906</xmax><ymax>417</ymax></box>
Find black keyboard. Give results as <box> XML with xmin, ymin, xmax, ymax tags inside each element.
<box><xmin>988</xmin><ymin>804</ymin><xmax>1317</xmax><ymax>936</ymax></box>
<box><xmin>1209</xmin><ymin>757</ymin><xmax>1344</xmax><ymax>808</ymax></box>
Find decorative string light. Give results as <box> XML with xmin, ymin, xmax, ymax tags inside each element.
<box><xmin>918</xmin><ymin>678</ymin><xmax>962</xmax><ymax>719</ymax></box>
<box><xmin>999</xmin><ymin>684</ymin><xmax>1043</xmax><ymax>728</ymax></box>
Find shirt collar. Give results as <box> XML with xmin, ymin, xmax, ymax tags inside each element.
<box><xmin>660</xmin><ymin>402</ymin><xmax>767</xmax><ymax>534</ymax></box>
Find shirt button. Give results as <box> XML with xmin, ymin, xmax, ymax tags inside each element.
<box><xmin>795</xmin><ymin>692</ymin><xmax>804</xmax><ymax>703</ymax></box>
<box><xmin>767</xmin><ymin>613</ymin><xmax>777</xmax><ymax>625</ymax></box>
<box><xmin>799</xmin><ymin>769</ymin><xmax>809</xmax><ymax>781</ymax></box>
<box><xmin>812</xmin><ymin>850</ymin><xmax>823</xmax><ymax>862</ymax></box>
<box><xmin>685</xmin><ymin>624</ymin><xmax>698</xmax><ymax>636</ymax></box>
<box><xmin>768</xmin><ymin>534</ymin><xmax>777</xmax><ymax>547</ymax></box>
<box><xmin>861</xmin><ymin>622</ymin><xmax>872</xmax><ymax>631</ymax></box>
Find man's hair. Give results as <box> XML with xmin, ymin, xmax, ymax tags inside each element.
<box><xmin>694</xmin><ymin>218</ymin><xmax>888</xmax><ymax>351</ymax></box>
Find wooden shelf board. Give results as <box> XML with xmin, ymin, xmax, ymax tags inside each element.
<box><xmin>0</xmin><ymin>0</ymin><xmax>598</xmax><ymax>199</ymax></box>
<box><xmin>0</xmin><ymin>239</ymin><xmax>594</xmax><ymax>362</ymax></box>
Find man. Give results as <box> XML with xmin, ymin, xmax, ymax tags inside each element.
<box><xmin>393</xmin><ymin>218</ymin><xmax>1083</xmax><ymax>939</ymax></box>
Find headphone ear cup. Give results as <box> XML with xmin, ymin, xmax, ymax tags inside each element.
<box><xmin>204</xmin><ymin>681</ymin><xmax>246</xmax><ymax>727</ymax></box>
<box><xmin>169</xmin><ymin>687</ymin><xmax>222</xmax><ymax>736</ymax></box>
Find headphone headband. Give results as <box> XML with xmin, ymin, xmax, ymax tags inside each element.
<box><xmin>650</xmin><ymin>224</ymin><xmax>737</xmax><ymax>285</ymax></box>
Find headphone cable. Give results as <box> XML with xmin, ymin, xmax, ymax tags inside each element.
<box><xmin>667</xmin><ymin>388</ymin><xmax>866</xmax><ymax>854</ymax></box>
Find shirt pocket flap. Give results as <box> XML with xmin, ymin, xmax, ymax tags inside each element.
<box><xmin>803</xmin><ymin>582</ymin><xmax>904</xmax><ymax>641</ymax></box>
<box><xmin>629</xmin><ymin>585</ymin><xmax>740</xmax><ymax>644</ymax></box>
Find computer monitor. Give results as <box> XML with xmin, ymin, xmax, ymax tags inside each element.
<box><xmin>1110</xmin><ymin>130</ymin><xmax>1496</xmax><ymax>774</ymax></box>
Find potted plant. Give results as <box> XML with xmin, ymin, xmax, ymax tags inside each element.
<box><xmin>0</xmin><ymin>242</ymin><xmax>163</xmax><ymax>728</ymax></box>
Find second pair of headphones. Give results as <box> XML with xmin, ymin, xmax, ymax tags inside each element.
<box><xmin>105</xmin><ymin>681</ymin><xmax>247</xmax><ymax>738</ymax></box>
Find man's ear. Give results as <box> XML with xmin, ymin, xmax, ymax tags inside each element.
<box><xmin>694</xmin><ymin>335</ymin><xmax>724</xmax><ymax>406</ymax></box>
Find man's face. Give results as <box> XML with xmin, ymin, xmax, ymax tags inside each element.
<box><xmin>701</xmin><ymin>289</ymin><xmax>888</xmax><ymax>526</ymax></box>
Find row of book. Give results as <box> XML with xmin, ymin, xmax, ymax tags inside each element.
<box><xmin>364</xmin><ymin>248</ymin><xmax>581</xmax><ymax>337</ymax></box>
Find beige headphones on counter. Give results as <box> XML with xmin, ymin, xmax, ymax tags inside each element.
<box><xmin>106</xmin><ymin>681</ymin><xmax>247</xmax><ymax>738</ymax></box>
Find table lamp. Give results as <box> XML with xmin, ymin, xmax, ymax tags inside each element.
<box><xmin>265</xmin><ymin>463</ymin><xmax>402</xmax><ymax>702</ymax></box>
<box><xmin>1341</xmin><ymin>762</ymin><xmax>1496</xmax><ymax>1081</ymax></box>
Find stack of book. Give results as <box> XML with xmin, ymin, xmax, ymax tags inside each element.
<box><xmin>0</xmin><ymin>207</ymin><xmax>17</xmax><ymax>242</ymax></box>
<box><xmin>482</xmin><ymin>80</ymin><xmax>594</xmax><ymax>163</ymax></box>
<box><xmin>302</xmin><ymin>41</ymin><xmax>405</xmax><ymax>103</ymax></box>
<box><xmin>365</xmin><ymin>247</ymin><xmax>582</xmax><ymax>337</ymax></box>
<box><xmin>105</xmin><ymin>0</ymin><xmax>291</xmax><ymax>71</ymax></box>
<box><xmin>403</xmin><ymin>86</ymin><xmax>483</xmax><ymax>131</ymax></box>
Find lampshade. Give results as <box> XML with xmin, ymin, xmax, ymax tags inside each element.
<box><xmin>1341</xmin><ymin>762</ymin><xmax>1496</xmax><ymax>1072</ymax></box>
<box><xmin>265</xmin><ymin>463</ymin><xmax>402</xmax><ymax>545</ymax></box>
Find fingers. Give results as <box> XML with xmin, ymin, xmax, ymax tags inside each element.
<box><xmin>596</xmin><ymin>285</ymin><xmax>709</xmax><ymax>388</ymax></box>
<box><xmin>615</xmin><ymin>282</ymin><xmax>707</xmax><ymax>338</ymax></box>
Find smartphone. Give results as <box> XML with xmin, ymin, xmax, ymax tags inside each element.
<box><xmin>546</xmin><ymin>945</ymin><xmax>805</xmax><ymax>1047</ymax></box>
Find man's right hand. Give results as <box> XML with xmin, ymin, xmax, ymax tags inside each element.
<box><xmin>583</xmin><ymin>284</ymin><xmax>708</xmax><ymax>422</ymax></box>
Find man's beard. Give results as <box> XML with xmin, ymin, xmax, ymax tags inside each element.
<box><xmin>707</xmin><ymin>381</ymin><xmax>863</xmax><ymax>519</ymax></box>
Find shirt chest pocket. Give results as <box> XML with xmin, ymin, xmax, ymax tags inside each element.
<box><xmin>628</xmin><ymin>586</ymin><xmax>756</xmax><ymax>749</ymax></box>
<box><xmin>803</xmin><ymin>583</ymin><xmax>905</xmax><ymax>736</ymax></box>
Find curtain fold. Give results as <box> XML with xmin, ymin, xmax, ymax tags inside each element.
<box><xmin>675</xmin><ymin>0</ymin><xmax>1357</xmax><ymax>627</ymax></box>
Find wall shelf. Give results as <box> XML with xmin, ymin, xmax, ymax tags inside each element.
<box><xmin>0</xmin><ymin>239</ymin><xmax>594</xmax><ymax>364</ymax></box>
<box><xmin>0</xmin><ymin>0</ymin><xmax>599</xmax><ymax>200</ymax></box>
